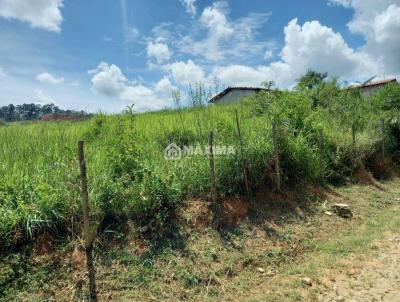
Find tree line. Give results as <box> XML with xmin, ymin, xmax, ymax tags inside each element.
<box><xmin>0</xmin><ymin>103</ymin><xmax>90</xmax><ymax>122</ymax></box>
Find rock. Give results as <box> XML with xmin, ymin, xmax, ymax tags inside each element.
<box><xmin>346</xmin><ymin>268</ymin><xmax>359</xmax><ymax>276</ymax></box>
<box><xmin>336</xmin><ymin>296</ymin><xmax>345</xmax><ymax>302</ymax></box>
<box><xmin>256</xmin><ymin>267</ymin><xmax>265</xmax><ymax>273</ymax></box>
<box><xmin>302</xmin><ymin>277</ymin><xmax>313</xmax><ymax>286</ymax></box>
<box><xmin>263</xmin><ymin>268</ymin><xmax>276</xmax><ymax>277</ymax></box>
<box><xmin>325</xmin><ymin>211</ymin><xmax>333</xmax><ymax>216</ymax></box>
<box><xmin>332</xmin><ymin>203</ymin><xmax>353</xmax><ymax>218</ymax></box>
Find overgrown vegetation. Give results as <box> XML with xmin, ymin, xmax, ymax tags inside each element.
<box><xmin>0</xmin><ymin>78</ymin><xmax>399</xmax><ymax>250</ymax></box>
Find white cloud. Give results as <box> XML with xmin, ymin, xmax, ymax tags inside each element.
<box><xmin>120</xmin><ymin>84</ymin><xmax>170</xmax><ymax>111</ymax></box>
<box><xmin>34</xmin><ymin>89</ymin><xmax>54</xmax><ymax>104</ymax></box>
<box><xmin>178</xmin><ymin>1</ymin><xmax>271</xmax><ymax>62</ymax></box>
<box><xmin>164</xmin><ymin>60</ymin><xmax>205</xmax><ymax>85</ymax></box>
<box><xmin>279</xmin><ymin>19</ymin><xmax>376</xmax><ymax>79</ymax></box>
<box><xmin>264</xmin><ymin>50</ymin><xmax>273</xmax><ymax>60</ymax></box>
<box><xmin>211</xmin><ymin>65</ymin><xmax>268</xmax><ymax>87</ymax></box>
<box><xmin>36</xmin><ymin>72</ymin><xmax>64</xmax><ymax>84</ymax></box>
<box><xmin>328</xmin><ymin>0</ymin><xmax>352</xmax><ymax>7</ymax></box>
<box><xmin>168</xmin><ymin>1</ymin><xmax>397</xmax><ymax>90</ymax></box>
<box><xmin>155</xmin><ymin>76</ymin><xmax>176</xmax><ymax>96</ymax></box>
<box><xmin>180</xmin><ymin>0</ymin><xmax>196</xmax><ymax>16</ymax></box>
<box><xmin>89</xmin><ymin>62</ymin><xmax>128</xmax><ymax>97</ymax></box>
<box><xmin>151</xmin><ymin>22</ymin><xmax>173</xmax><ymax>42</ymax></box>
<box><xmin>0</xmin><ymin>0</ymin><xmax>63</xmax><ymax>32</ymax></box>
<box><xmin>329</xmin><ymin>0</ymin><xmax>400</xmax><ymax>74</ymax></box>
<box><xmin>201</xmin><ymin>1</ymin><xmax>233</xmax><ymax>40</ymax></box>
<box><xmin>211</xmin><ymin>18</ymin><xmax>380</xmax><ymax>88</ymax></box>
<box><xmin>89</xmin><ymin>62</ymin><xmax>172</xmax><ymax>112</ymax></box>
<box><xmin>210</xmin><ymin>2</ymin><xmax>400</xmax><ymax>88</ymax></box>
<box><xmin>147</xmin><ymin>41</ymin><xmax>172</xmax><ymax>64</ymax></box>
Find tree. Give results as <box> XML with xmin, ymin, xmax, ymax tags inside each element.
<box><xmin>296</xmin><ymin>70</ymin><xmax>328</xmax><ymax>91</ymax></box>
<box><xmin>261</xmin><ymin>80</ymin><xmax>276</xmax><ymax>90</ymax></box>
<box><xmin>0</xmin><ymin>103</ymin><xmax>89</xmax><ymax>122</ymax></box>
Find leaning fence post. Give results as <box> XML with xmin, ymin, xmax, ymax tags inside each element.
<box><xmin>208</xmin><ymin>131</ymin><xmax>217</xmax><ymax>202</ymax></box>
<box><xmin>352</xmin><ymin>123</ymin><xmax>356</xmax><ymax>145</ymax></box>
<box><xmin>318</xmin><ymin>128</ymin><xmax>323</xmax><ymax>151</ymax></box>
<box><xmin>235</xmin><ymin>109</ymin><xmax>250</xmax><ymax>197</ymax></box>
<box><xmin>381</xmin><ymin>118</ymin><xmax>385</xmax><ymax>159</ymax></box>
<box><xmin>78</xmin><ymin>141</ymin><xmax>97</xmax><ymax>302</ymax></box>
<box><xmin>272</xmin><ymin>119</ymin><xmax>281</xmax><ymax>191</ymax></box>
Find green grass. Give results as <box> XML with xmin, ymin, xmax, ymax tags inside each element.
<box><xmin>0</xmin><ymin>83</ymin><xmax>399</xmax><ymax>248</ymax></box>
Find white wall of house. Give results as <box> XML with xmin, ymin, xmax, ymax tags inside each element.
<box><xmin>360</xmin><ymin>85</ymin><xmax>386</xmax><ymax>97</ymax></box>
<box><xmin>215</xmin><ymin>89</ymin><xmax>259</xmax><ymax>104</ymax></box>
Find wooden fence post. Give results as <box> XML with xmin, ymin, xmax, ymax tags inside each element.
<box><xmin>78</xmin><ymin>141</ymin><xmax>97</xmax><ymax>302</ymax></box>
<box><xmin>318</xmin><ymin>128</ymin><xmax>323</xmax><ymax>151</ymax></box>
<box><xmin>235</xmin><ymin>109</ymin><xmax>250</xmax><ymax>197</ymax></box>
<box><xmin>208</xmin><ymin>131</ymin><xmax>217</xmax><ymax>202</ymax></box>
<box><xmin>272</xmin><ymin>119</ymin><xmax>281</xmax><ymax>191</ymax></box>
<box><xmin>352</xmin><ymin>123</ymin><xmax>356</xmax><ymax>145</ymax></box>
<box><xmin>381</xmin><ymin>118</ymin><xmax>385</xmax><ymax>159</ymax></box>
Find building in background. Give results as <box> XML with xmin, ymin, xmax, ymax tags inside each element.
<box><xmin>208</xmin><ymin>87</ymin><xmax>269</xmax><ymax>104</ymax></box>
<box><xmin>350</xmin><ymin>78</ymin><xmax>397</xmax><ymax>97</ymax></box>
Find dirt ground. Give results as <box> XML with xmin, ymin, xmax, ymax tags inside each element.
<box><xmin>3</xmin><ymin>179</ymin><xmax>400</xmax><ymax>302</ymax></box>
<box><xmin>319</xmin><ymin>235</ymin><xmax>400</xmax><ymax>302</ymax></box>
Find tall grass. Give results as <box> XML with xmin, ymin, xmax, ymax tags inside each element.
<box><xmin>0</xmin><ymin>83</ymin><xmax>399</xmax><ymax>247</ymax></box>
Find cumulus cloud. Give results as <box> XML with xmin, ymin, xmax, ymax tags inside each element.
<box><xmin>166</xmin><ymin>1</ymin><xmax>397</xmax><ymax>90</ymax></box>
<box><xmin>36</xmin><ymin>72</ymin><xmax>64</xmax><ymax>84</ymax></box>
<box><xmin>201</xmin><ymin>2</ymin><xmax>233</xmax><ymax>39</ymax></box>
<box><xmin>147</xmin><ymin>41</ymin><xmax>172</xmax><ymax>64</ymax></box>
<box><xmin>155</xmin><ymin>76</ymin><xmax>176</xmax><ymax>96</ymax></box>
<box><xmin>210</xmin><ymin>18</ymin><xmax>379</xmax><ymax>88</ymax></box>
<box><xmin>120</xmin><ymin>83</ymin><xmax>172</xmax><ymax>111</ymax></box>
<box><xmin>164</xmin><ymin>60</ymin><xmax>205</xmax><ymax>85</ymax></box>
<box><xmin>329</xmin><ymin>0</ymin><xmax>400</xmax><ymax>74</ymax></box>
<box><xmin>89</xmin><ymin>62</ymin><xmax>172</xmax><ymax>111</ymax></box>
<box><xmin>89</xmin><ymin>62</ymin><xmax>128</xmax><ymax>97</ymax></box>
<box><xmin>279</xmin><ymin>19</ymin><xmax>376</xmax><ymax>79</ymax></box>
<box><xmin>179</xmin><ymin>0</ymin><xmax>196</xmax><ymax>16</ymax></box>
<box><xmin>34</xmin><ymin>89</ymin><xmax>54</xmax><ymax>104</ymax></box>
<box><xmin>90</xmin><ymin>1</ymin><xmax>398</xmax><ymax>105</ymax></box>
<box><xmin>178</xmin><ymin>1</ymin><xmax>271</xmax><ymax>62</ymax></box>
<box><xmin>211</xmin><ymin>65</ymin><xmax>268</xmax><ymax>87</ymax></box>
<box><xmin>0</xmin><ymin>0</ymin><xmax>63</xmax><ymax>32</ymax></box>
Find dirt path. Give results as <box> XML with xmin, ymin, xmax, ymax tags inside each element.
<box><xmin>319</xmin><ymin>235</ymin><xmax>400</xmax><ymax>302</ymax></box>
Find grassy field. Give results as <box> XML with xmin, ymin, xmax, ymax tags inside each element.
<box><xmin>0</xmin><ymin>82</ymin><xmax>400</xmax><ymax>300</ymax></box>
<box><xmin>1</xmin><ymin>83</ymin><xmax>399</xmax><ymax>248</ymax></box>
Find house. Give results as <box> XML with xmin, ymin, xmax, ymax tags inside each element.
<box><xmin>350</xmin><ymin>78</ymin><xmax>397</xmax><ymax>97</ymax></box>
<box><xmin>208</xmin><ymin>87</ymin><xmax>269</xmax><ymax>104</ymax></box>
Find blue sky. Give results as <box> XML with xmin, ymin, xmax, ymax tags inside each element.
<box><xmin>0</xmin><ymin>0</ymin><xmax>399</xmax><ymax>112</ymax></box>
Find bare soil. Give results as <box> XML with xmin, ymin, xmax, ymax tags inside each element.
<box><xmin>319</xmin><ymin>235</ymin><xmax>400</xmax><ymax>302</ymax></box>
